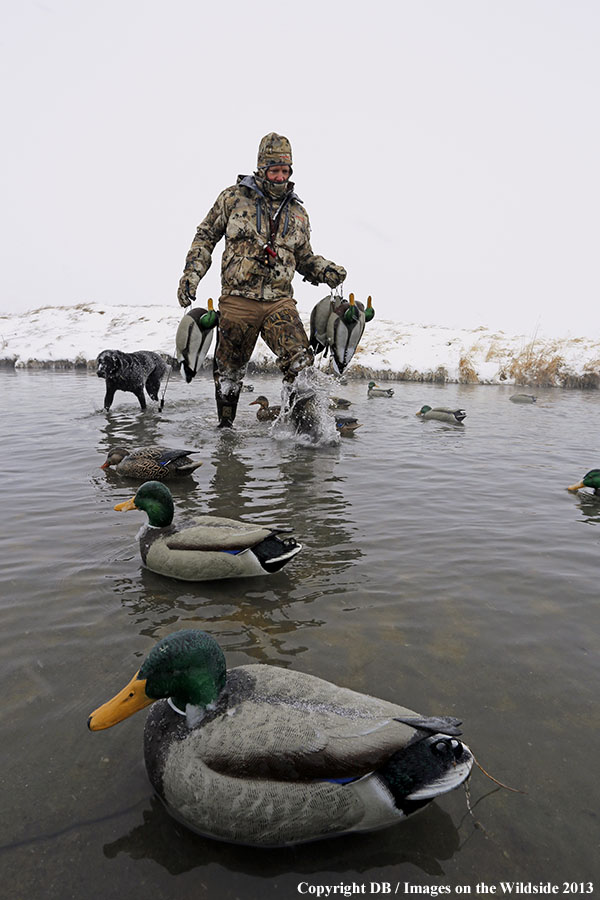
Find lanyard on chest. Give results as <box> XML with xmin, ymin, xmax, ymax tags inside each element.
<box><xmin>256</xmin><ymin>195</ymin><xmax>291</xmax><ymax>263</ymax></box>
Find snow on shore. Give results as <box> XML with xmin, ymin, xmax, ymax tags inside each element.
<box><xmin>1</xmin><ymin>302</ymin><xmax>599</xmax><ymax>388</ymax></box>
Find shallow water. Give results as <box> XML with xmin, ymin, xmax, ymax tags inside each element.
<box><xmin>1</xmin><ymin>369</ymin><xmax>599</xmax><ymax>897</ymax></box>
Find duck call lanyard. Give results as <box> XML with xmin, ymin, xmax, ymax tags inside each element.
<box><xmin>263</xmin><ymin>195</ymin><xmax>290</xmax><ymax>267</ymax></box>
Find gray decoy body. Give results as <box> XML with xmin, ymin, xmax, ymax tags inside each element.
<box><xmin>310</xmin><ymin>294</ymin><xmax>372</xmax><ymax>375</ymax></box>
<box><xmin>416</xmin><ymin>406</ymin><xmax>466</xmax><ymax>424</ymax></box>
<box><xmin>175</xmin><ymin>301</ymin><xmax>219</xmax><ymax>383</ymax></box>
<box><xmin>89</xmin><ymin>630</ymin><xmax>474</xmax><ymax>847</ymax></box>
<box><xmin>509</xmin><ymin>394</ymin><xmax>536</xmax><ymax>403</ymax></box>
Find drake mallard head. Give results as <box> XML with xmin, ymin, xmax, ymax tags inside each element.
<box><xmin>88</xmin><ymin>630</ymin><xmax>226</xmax><ymax>729</ymax></box>
<box><xmin>115</xmin><ymin>480</ymin><xmax>174</xmax><ymax>527</ymax></box>
<box><xmin>416</xmin><ymin>405</ymin><xmax>432</xmax><ymax>416</ymax></box>
<box><xmin>567</xmin><ymin>469</ymin><xmax>600</xmax><ymax>494</ymax></box>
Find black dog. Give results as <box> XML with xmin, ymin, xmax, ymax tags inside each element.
<box><xmin>96</xmin><ymin>350</ymin><xmax>167</xmax><ymax>411</ymax></box>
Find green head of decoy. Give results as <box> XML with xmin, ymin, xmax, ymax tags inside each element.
<box><xmin>114</xmin><ymin>480</ymin><xmax>174</xmax><ymax>527</ymax></box>
<box><xmin>416</xmin><ymin>405</ymin><xmax>432</xmax><ymax>416</ymax></box>
<box><xmin>367</xmin><ymin>381</ymin><xmax>378</xmax><ymax>389</ymax></box>
<box><xmin>88</xmin><ymin>630</ymin><xmax>227</xmax><ymax>730</ymax></box>
<box><xmin>199</xmin><ymin>297</ymin><xmax>218</xmax><ymax>330</ymax></box>
<box><xmin>567</xmin><ymin>469</ymin><xmax>600</xmax><ymax>493</ymax></box>
<box><xmin>364</xmin><ymin>295</ymin><xmax>375</xmax><ymax>322</ymax></box>
<box><xmin>343</xmin><ymin>293</ymin><xmax>359</xmax><ymax>324</ymax></box>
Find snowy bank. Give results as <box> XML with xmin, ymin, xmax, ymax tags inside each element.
<box><xmin>1</xmin><ymin>302</ymin><xmax>600</xmax><ymax>388</ymax></box>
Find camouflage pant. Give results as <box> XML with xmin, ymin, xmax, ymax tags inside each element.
<box><xmin>213</xmin><ymin>295</ymin><xmax>313</xmax><ymax>425</ymax></box>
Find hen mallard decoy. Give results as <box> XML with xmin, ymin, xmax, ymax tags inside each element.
<box><xmin>334</xmin><ymin>415</ymin><xmax>362</xmax><ymax>437</ymax></box>
<box><xmin>329</xmin><ymin>396</ymin><xmax>352</xmax><ymax>409</ymax></box>
<box><xmin>114</xmin><ymin>481</ymin><xmax>301</xmax><ymax>580</ymax></box>
<box><xmin>416</xmin><ymin>406</ymin><xmax>466</xmax><ymax>425</ymax></box>
<box><xmin>101</xmin><ymin>446</ymin><xmax>202</xmax><ymax>480</ymax></box>
<box><xmin>509</xmin><ymin>394</ymin><xmax>536</xmax><ymax>404</ymax></box>
<box><xmin>89</xmin><ymin>629</ymin><xmax>473</xmax><ymax>847</ymax></box>
<box><xmin>368</xmin><ymin>381</ymin><xmax>394</xmax><ymax>398</ymax></box>
<box><xmin>567</xmin><ymin>470</ymin><xmax>600</xmax><ymax>495</ymax></box>
<box><xmin>249</xmin><ymin>395</ymin><xmax>281</xmax><ymax>422</ymax></box>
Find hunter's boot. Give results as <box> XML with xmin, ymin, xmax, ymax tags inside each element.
<box><xmin>215</xmin><ymin>384</ymin><xmax>240</xmax><ymax>428</ymax></box>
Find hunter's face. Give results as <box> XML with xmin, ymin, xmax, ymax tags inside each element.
<box><xmin>266</xmin><ymin>166</ymin><xmax>290</xmax><ymax>183</ymax></box>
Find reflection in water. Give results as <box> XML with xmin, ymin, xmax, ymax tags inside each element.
<box><xmin>573</xmin><ymin>491</ymin><xmax>600</xmax><ymax>523</ymax></box>
<box><xmin>104</xmin><ymin>795</ymin><xmax>464</xmax><ymax>877</ymax></box>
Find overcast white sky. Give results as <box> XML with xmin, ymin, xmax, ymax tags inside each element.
<box><xmin>1</xmin><ymin>0</ymin><xmax>598</xmax><ymax>337</ymax></box>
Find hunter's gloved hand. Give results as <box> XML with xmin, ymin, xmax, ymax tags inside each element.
<box><xmin>177</xmin><ymin>271</ymin><xmax>200</xmax><ymax>308</ymax></box>
<box><xmin>323</xmin><ymin>264</ymin><xmax>347</xmax><ymax>289</ymax></box>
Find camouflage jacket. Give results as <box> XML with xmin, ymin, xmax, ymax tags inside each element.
<box><xmin>182</xmin><ymin>175</ymin><xmax>338</xmax><ymax>301</ymax></box>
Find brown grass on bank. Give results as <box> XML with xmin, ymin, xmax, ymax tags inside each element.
<box><xmin>458</xmin><ymin>355</ymin><xmax>479</xmax><ymax>383</ymax></box>
<box><xmin>508</xmin><ymin>350</ymin><xmax>564</xmax><ymax>387</ymax></box>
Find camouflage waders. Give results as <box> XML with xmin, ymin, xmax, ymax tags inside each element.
<box><xmin>214</xmin><ymin>295</ymin><xmax>313</xmax><ymax>427</ymax></box>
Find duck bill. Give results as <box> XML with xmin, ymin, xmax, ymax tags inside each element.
<box><xmin>88</xmin><ymin>672</ymin><xmax>154</xmax><ymax>730</ymax></box>
<box><xmin>114</xmin><ymin>497</ymin><xmax>137</xmax><ymax>511</ymax></box>
<box><xmin>249</xmin><ymin>400</ymin><xmax>259</xmax><ymax>406</ymax></box>
<box><xmin>100</xmin><ymin>461</ymin><xmax>110</xmax><ymax>470</ymax></box>
<box><xmin>567</xmin><ymin>482</ymin><xmax>585</xmax><ymax>492</ymax></box>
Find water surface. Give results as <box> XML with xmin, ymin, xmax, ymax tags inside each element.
<box><xmin>1</xmin><ymin>370</ymin><xmax>599</xmax><ymax>897</ymax></box>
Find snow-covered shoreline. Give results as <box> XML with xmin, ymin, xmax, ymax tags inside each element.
<box><xmin>1</xmin><ymin>302</ymin><xmax>599</xmax><ymax>388</ymax></box>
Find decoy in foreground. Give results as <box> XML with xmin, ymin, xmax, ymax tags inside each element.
<box><xmin>88</xmin><ymin>629</ymin><xmax>473</xmax><ymax>847</ymax></box>
<box><xmin>416</xmin><ymin>406</ymin><xmax>466</xmax><ymax>425</ymax></box>
<box><xmin>367</xmin><ymin>381</ymin><xmax>394</xmax><ymax>398</ymax></box>
<box><xmin>334</xmin><ymin>415</ymin><xmax>362</xmax><ymax>437</ymax></box>
<box><xmin>101</xmin><ymin>446</ymin><xmax>202</xmax><ymax>480</ymax></box>
<box><xmin>249</xmin><ymin>395</ymin><xmax>281</xmax><ymax>422</ymax></box>
<box><xmin>567</xmin><ymin>469</ymin><xmax>600</xmax><ymax>496</ymax></box>
<box><xmin>509</xmin><ymin>394</ymin><xmax>536</xmax><ymax>404</ymax></box>
<box><xmin>114</xmin><ymin>481</ymin><xmax>301</xmax><ymax>580</ymax></box>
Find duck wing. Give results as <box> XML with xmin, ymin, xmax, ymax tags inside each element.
<box><xmin>195</xmin><ymin>666</ymin><xmax>425</xmax><ymax>780</ymax></box>
<box><xmin>166</xmin><ymin>518</ymin><xmax>275</xmax><ymax>552</ymax></box>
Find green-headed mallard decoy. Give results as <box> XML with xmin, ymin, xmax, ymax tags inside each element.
<box><xmin>101</xmin><ymin>446</ymin><xmax>202</xmax><ymax>480</ymax></box>
<box><xmin>416</xmin><ymin>406</ymin><xmax>466</xmax><ymax>425</ymax></box>
<box><xmin>175</xmin><ymin>299</ymin><xmax>219</xmax><ymax>384</ymax></box>
<box><xmin>89</xmin><ymin>629</ymin><xmax>473</xmax><ymax>847</ymax></box>
<box><xmin>249</xmin><ymin>395</ymin><xmax>281</xmax><ymax>422</ymax></box>
<box><xmin>567</xmin><ymin>470</ymin><xmax>600</xmax><ymax>495</ymax></box>
<box><xmin>329</xmin><ymin>396</ymin><xmax>352</xmax><ymax>409</ymax></box>
<box><xmin>334</xmin><ymin>415</ymin><xmax>362</xmax><ymax>437</ymax></box>
<box><xmin>368</xmin><ymin>381</ymin><xmax>394</xmax><ymax>398</ymax></box>
<box><xmin>509</xmin><ymin>394</ymin><xmax>536</xmax><ymax>404</ymax></box>
<box><xmin>114</xmin><ymin>481</ymin><xmax>301</xmax><ymax>580</ymax></box>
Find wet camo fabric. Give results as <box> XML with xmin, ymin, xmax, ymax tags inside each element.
<box><xmin>180</xmin><ymin>174</ymin><xmax>342</xmax><ymax>302</ymax></box>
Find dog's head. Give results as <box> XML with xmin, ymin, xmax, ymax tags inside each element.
<box><xmin>96</xmin><ymin>350</ymin><xmax>119</xmax><ymax>379</ymax></box>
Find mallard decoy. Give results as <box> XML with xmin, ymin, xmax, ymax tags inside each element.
<box><xmin>175</xmin><ymin>299</ymin><xmax>219</xmax><ymax>383</ymax></box>
<box><xmin>329</xmin><ymin>396</ymin><xmax>352</xmax><ymax>409</ymax></box>
<box><xmin>368</xmin><ymin>381</ymin><xmax>394</xmax><ymax>398</ymax></box>
<box><xmin>509</xmin><ymin>394</ymin><xmax>536</xmax><ymax>403</ymax></box>
<box><xmin>101</xmin><ymin>446</ymin><xmax>202</xmax><ymax>480</ymax></box>
<box><xmin>567</xmin><ymin>469</ymin><xmax>600</xmax><ymax>495</ymax></box>
<box><xmin>114</xmin><ymin>481</ymin><xmax>301</xmax><ymax>581</ymax></box>
<box><xmin>334</xmin><ymin>415</ymin><xmax>362</xmax><ymax>437</ymax></box>
<box><xmin>89</xmin><ymin>629</ymin><xmax>473</xmax><ymax>847</ymax></box>
<box><xmin>249</xmin><ymin>395</ymin><xmax>281</xmax><ymax>422</ymax></box>
<box><xmin>416</xmin><ymin>406</ymin><xmax>466</xmax><ymax>425</ymax></box>
<box><xmin>310</xmin><ymin>294</ymin><xmax>374</xmax><ymax>375</ymax></box>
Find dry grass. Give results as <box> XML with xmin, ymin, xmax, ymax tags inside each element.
<box><xmin>508</xmin><ymin>349</ymin><xmax>564</xmax><ymax>387</ymax></box>
<box><xmin>458</xmin><ymin>355</ymin><xmax>479</xmax><ymax>383</ymax></box>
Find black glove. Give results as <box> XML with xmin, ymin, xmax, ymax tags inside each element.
<box><xmin>323</xmin><ymin>264</ymin><xmax>347</xmax><ymax>289</ymax></box>
<box><xmin>177</xmin><ymin>272</ymin><xmax>200</xmax><ymax>308</ymax></box>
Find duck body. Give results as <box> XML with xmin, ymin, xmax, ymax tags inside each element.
<box><xmin>334</xmin><ymin>415</ymin><xmax>362</xmax><ymax>437</ymax></box>
<box><xmin>310</xmin><ymin>294</ymin><xmax>372</xmax><ymax>375</ymax></box>
<box><xmin>417</xmin><ymin>406</ymin><xmax>466</xmax><ymax>424</ymax></box>
<box><xmin>567</xmin><ymin>469</ymin><xmax>600</xmax><ymax>495</ymax></box>
<box><xmin>175</xmin><ymin>301</ymin><xmax>219</xmax><ymax>383</ymax></box>
<box><xmin>329</xmin><ymin>396</ymin><xmax>352</xmax><ymax>409</ymax></box>
<box><xmin>89</xmin><ymin>630</ymin><xmax>473</xmax><ymax>847</ymax></box>
<box><xmin>101</xmin><ymin>446</ymin><xmax>202</xmax><ymax>480</ymax></box>
<box><xmin>509</xmin><ymin>393</ymin><xmax>536</xmax><ymax>403</ymax></box>
<box><xmin>249</xmin><ymin>396</ymin><xmax>281</xmax><ymax>422</ymax></box>
<box><xmin>368</xmin><ymin>381</ymin><xmax>394</xmax><ymax>398</ymax></box>
<box><xmin>116</xmin><ymin>481</ymin><xmax>301</xmax><ymax>581</ymax></box>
